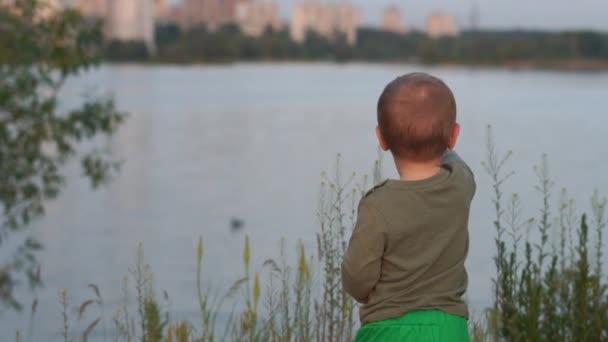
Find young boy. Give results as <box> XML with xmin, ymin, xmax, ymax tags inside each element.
<box><xmin>342</xmin><ymin>73</ymin><xmax>475</xmax><ymax>341</ymax></box>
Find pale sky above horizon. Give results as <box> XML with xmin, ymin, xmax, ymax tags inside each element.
<box><xmin>170</xmin><ymin>0</ymin><xmax>608</xmax><ymax>32</ymax></box>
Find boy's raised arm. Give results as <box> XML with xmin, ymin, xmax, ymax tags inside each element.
<box><xmin>442</xmin><ymin>149</ymin><xmax>476</xmax><ymax>197</ymax></box>
<box><xmin>341</xmin><ymin>200</ymin><xmax>386</xmax><ymax>303</ymax></box>
<box><xmin>441</xmin><ymin>149</ymin><xmax>463</xmax><ymax>166</ymax></box>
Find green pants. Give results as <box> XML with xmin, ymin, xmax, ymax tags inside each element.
<box><xmin>355</xmin><ymin>310</ymin><xmax>470</xmax><ymax>342</ymax></box>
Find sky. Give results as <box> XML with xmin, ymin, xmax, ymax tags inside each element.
<box><xmin>172</xmin><ymin>0</ymin><xmax>608</xmax><ymax>32</ymax></box>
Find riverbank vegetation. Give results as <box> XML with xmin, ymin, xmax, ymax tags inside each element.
<box><xmin>11</xmin><ymin>128</ymin><xmax>608</xmax><ymax>342</ymax></box>
<box><xmin>104</xmin><ymin>23</ymin><xmax>608</xmax><ymax>70</ymax></box>
<box><xmin>470</xmin><ymin>128</ymin><xmax>608</xmax><ymax>341</ymax></box>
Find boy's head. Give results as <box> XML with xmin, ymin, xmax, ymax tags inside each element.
<box><xmin>376</xmin><ymin>73</ymin><xmax>459</xmax><ymax>162</ymax></box>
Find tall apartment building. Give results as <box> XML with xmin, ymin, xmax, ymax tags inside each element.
<box><xmin>39</xmin><ymin>0</ymin><xmax>60</xmax><ymax>18</ymax></box>
<box><xmin>0</xmin><ymin>0</ymin><xmax>16</xmax><ymax>10</ymax></box>
<box><xmin>155</xmin><ymin>0</ymin><xmax>182</xmax><ymax>23</ymax></box>
<box><xmin>291</xmin><ymin>1</ymin><xmax>360</xmax><ymax>46</ymax></box>
<box><xmin>426</xmin><ymin>11</ymin><xmax>459</xmax><ymax>38</ymax></box>
<box><xmin>1</xmin><ymin>0</ymin><xmax>61</xmax><ymax>18</ymax></box>
<box><xmin>235</xmin><ymin>0</ymin><xmax>281</xmax><ymax>37</ymax></box>
<box><xmin>74</xmin><ymin>0</ymin><xmax>107</xmax><ymax>18</ymax></box>
<box><xmin>182</xmin><ymin>0</ymin><xmax>249</xmax><ymax>30</ymax></box>
<box><xmin>106</xmin><ymin>0</ymin><xmax>156</xmax><ymax>52</ymax></box>
<box><xmin>381</xmin><ymin>5</ymin><xmax>406</xmax><ymax>34</ymax></box>
<box><xmin>155</xmin><ymin>0</ymin><xmax>168</xmax><ymax>18</ymax></box>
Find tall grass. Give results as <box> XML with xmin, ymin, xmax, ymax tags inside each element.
<box><xmin>14</xmin><ymin>131</ymin><xmax>608</xmax><ymax>341</ymax></box>
<box><xmin>477</xmin><ymin>126</ymin><xmax>608</xmax><ymax>342</ymax></box>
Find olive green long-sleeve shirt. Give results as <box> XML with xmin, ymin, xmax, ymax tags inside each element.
<box><xmin>341</xmin><ymin>150</ymin><xmax>476</xmax><ymax>325</ymax></box>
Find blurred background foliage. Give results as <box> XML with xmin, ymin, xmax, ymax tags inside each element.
<box><xmin>0</xmin><ymin>0</ymin><xmax>125</xmax><ymax>310</ymax></box>
<box><xmin>111</xmin><ymin>23</ymin><xmax>608</xmax><ymax>66</ymax></box>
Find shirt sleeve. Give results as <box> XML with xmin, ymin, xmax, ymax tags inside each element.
<box><xmin>442</xmin><ymin>149</ymin><xmax>469</xmax><ymax>174</ymax></box>
<box><xmin>341</xmin><ymin>200</ymin><xmax>386</xmax><ymax>303</ymax></box>
<box><xmin>442</xmin><ymin>149</ymin><xmax>476</xmax><ymax>199</ymax></box>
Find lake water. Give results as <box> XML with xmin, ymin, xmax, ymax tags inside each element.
<box><xmin>2</xmin><ymin>63</ymin><xmax>608</xmax><ymax>340</ymax></box>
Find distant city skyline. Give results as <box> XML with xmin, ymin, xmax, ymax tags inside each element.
<box><xmin>167</xmin><ymin>0</ymin><xmax>608</xmax><ymax>31</ymax></box>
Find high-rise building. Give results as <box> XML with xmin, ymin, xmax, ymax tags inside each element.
<box><xmin>165</xmin><ymin>4</ymin><xmax>185</xmax><ymax>24</ymax></box>
<box><xmin>235</xmin><ymin>0</ymin><xmax>281</xmax><ymax>37</ymax></box>
<box><xmin>291</xmin><ymin>2</ymin><xmax>360</xmax><ymax>46</ymax></box>
<box><xmin>74</xmin><ymin>0</ymin><xmax>107</xmax><ymax>18</ymax></box>
<box><xmin>381</xmin><ymin>5</ymin><xmax>406</xmax><ymax>34</ymax></box>
<box><xmin>106</xmin><ymin>0</ymin><xmax>156</xmax><ymax>52</ymax></box>
<box><xmin>1</xmin><ymin>0</ymin><xmax>61</xmax><ymax>18</ymax></box>
<box><xmin>0</xmin><ymin>0</ymin><xmax>15</xmax><ymax>10</ymax></box>
<box><xmin>182</xmin><ymin>0</ymin><xmax>250</xmax><ymax>30</ymax></box>
<box><xmin>154</xmin><ymin>0</ymin><xmax>169</xmax><ymax>20</ymax></box>
<box><xmin>155</xmin><ymin>0</ymin><xmax>183</xmax><ymax>23</ymax></box>
<box><xmin>426</xmin><ymin>11</ymin><xmax>459</xmax><ymax>38</ymax></box>
<box><xmin>219</xmin><ymin>0</ymin><xmax>243</xmax><ymax>23</ymax></box>
<box><xmin>38</xmin><ymin>0</ymin><xmax>60</xmax><ymax>17</ymax></box>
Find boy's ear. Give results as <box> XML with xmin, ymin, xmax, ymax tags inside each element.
<box><xmin>448</xmin><ymin>123</ymin><xmax>461</xmax><ymax>149</ymax></box>
<box><xmin>376</xmin><ymin>126</ymin><xmax>390</xmax><ymax>151</ymax></box>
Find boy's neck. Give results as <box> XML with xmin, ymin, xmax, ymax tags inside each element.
<box><xmin>394</xmin><ymin>157</ymin><xmax>442</xmax><ymax>181</ymax></box>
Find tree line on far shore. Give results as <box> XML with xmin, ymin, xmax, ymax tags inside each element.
<box><xmin>105</xmin><ymin>23</ymin><xmax>608</xmax><ymax>67</ymax></box>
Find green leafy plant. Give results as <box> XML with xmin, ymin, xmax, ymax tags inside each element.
<box><xmin>0</xmin><ymin>0</ymin><xmax>126</xmax><ymax>310</ymax></box>
<box><xmin>481</xmin><ymin>125</ymin><xmax>608</xmax><ymax>342</ymax></box>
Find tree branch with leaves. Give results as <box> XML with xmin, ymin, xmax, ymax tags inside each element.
<box><xmin>0</xmin><ymin>0</ymin><xmax>126</xmax><ymax>310</ymax></box>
